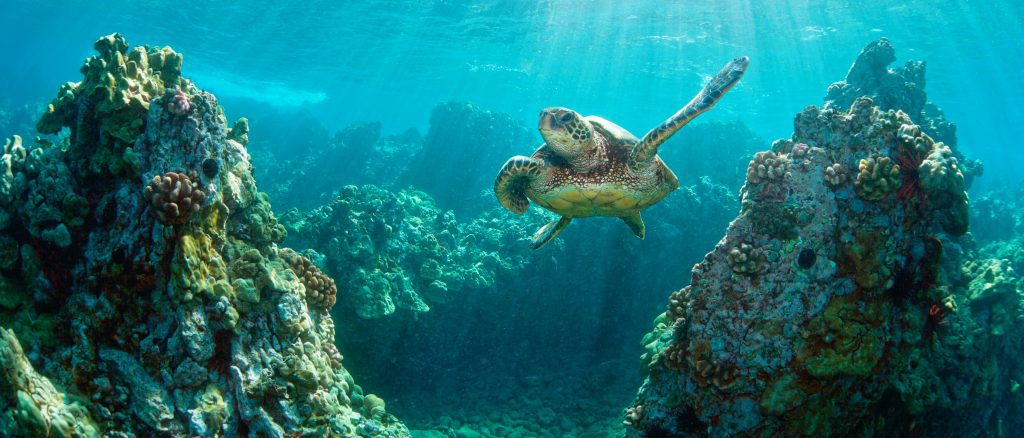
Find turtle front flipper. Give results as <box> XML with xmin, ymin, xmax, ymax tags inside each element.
<box><xmin>629</xmin><ymin>56</ymin><xmax>749</xmax><ymax>170</ymax></box>
<box><xmin>495</xmin><ymin>155</ymin><xmax>546</xmax><ymax>214</ymax></box>
<box><xmin>531</xmin><ymin>216</ymin><xmax>572</xmax><ymax>250</ymax></box>
<box><xmin>621</xmin><ymin>212</ymin><xmax>645</xmax><ymax>239</ymax></box>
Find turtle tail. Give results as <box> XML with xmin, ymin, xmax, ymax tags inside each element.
<box><xmin>494</xmin><ymin>156</ymin><xmax>545</xmax><ymax>214</ymax></box>
<box><xmin>630</xmin><ymin>56</ymin><xmax>749</xmax><ymax>169</ymax></box>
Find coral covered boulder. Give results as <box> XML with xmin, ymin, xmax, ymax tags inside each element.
<box><xmin>0</xmin><ymin>34</ymin><xmax>409</xmax><ymax>437</ymax></box>
<box><xmin>628</xmin><ymin>97</ymin><xmax>970</xmax><ymax>436</ymax></box>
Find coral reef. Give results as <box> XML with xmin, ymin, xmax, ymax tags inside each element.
<box><xmin>970</xmin><ymin>180</ymin><xmax>1024</xmax><ymax>244</ymax></box>
<box><xmin>627</xmin><ymin>95</ymin><xmax>972</xmax><ymax>436</ymax></box>
<box><xmin>744</xmin><ymin>151</ymin><xmax>790</xmax><ymax>185</ymax></box>
<box><xmin>0</xmin><ymin>34</ymin><xmax>408</xmax><ymax>437</ymax></box>
<box><xmin>144</xmin><ymin>171</ymin><xmax>206</xmax><ymax>225</ymax></box>
<box><xmin>280</xmin><ymin>185</ymin><xmax>539</xmax><ymax>319</ymax></box>
<box><xmin>854</xmin><ymin>155</ymin><xmax>900</xmax><ymax>201</ymax></box>
<box><xmin>0</xmin><ymin>328</ymin><xmax>98</xmax><ymax>436</ymax></box>
<box><xmin>280</xmin><ymin>248</ymin><xmax>338</xmax><ymax>311</ymax></box>
<box><xmin>824</xmin><ymin>37</ymin><xmax>982</xmax><ymax>187</ymax></box>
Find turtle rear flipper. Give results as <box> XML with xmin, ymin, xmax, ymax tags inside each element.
<box><xmin>630</xmin><ymin>56</ymin><xmax>749</xmax><ymax>169</ymax></box>
<box><xmin>621</xmin><ymin>212</ymin><xmax>645</xmax><ymax>239</ymax></box>
<box><xmin>531</xmin><ymin>216</ymin><xmax>572</xmax><ymax>250</ymax></box>
<box><xmin>495</xmin><ymin>156</ymin><xmax>546</xmax><ymax>214</ymax></box>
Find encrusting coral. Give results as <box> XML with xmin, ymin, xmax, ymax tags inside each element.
<box><xmin>0</xmin><ymin>328</ymin><xmax>98</xmax><ymax>437</ymax></box>
<box><xmin>0</xmin><ymin>34</ymin><xmax>409</xmax><ymax>437</ymax></box>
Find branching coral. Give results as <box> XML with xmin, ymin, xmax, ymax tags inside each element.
<box><xmin>623</xmin><ymin>404</ymin><xmax>645</xmax><ymax>427</ymax></box>
<box><xmin>144</xmin><ymin>171</ymin><xmax>206</xmax><ymax>225</ymax></box>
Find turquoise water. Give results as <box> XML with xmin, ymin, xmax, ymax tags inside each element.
<box><xmin>2</xmin><ymin>1</ymin><xmax>1022</xmax><ymax>183</ymax></box>
<box><xmin>1</xmin><ymin>1</ymin><xmax>1023</xmax><ymax>437</ymax></box>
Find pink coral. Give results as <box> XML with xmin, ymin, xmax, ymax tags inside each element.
<box><xmin>167</xmin><ymin>88</ymin><xmax>191</xmax><ymax>115</ymax></box>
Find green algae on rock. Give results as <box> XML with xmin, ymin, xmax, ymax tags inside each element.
<box><xmin>0</xmin><ymin>34</ymin><xmax>410</xmax><ymax>437</ymax></box>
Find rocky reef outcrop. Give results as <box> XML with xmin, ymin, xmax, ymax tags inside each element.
<box><xmin>628</xmin><ymin>95</ymin><xmax>973</xmax><ymax>436</ymax></box>
<box><xmin>0</xmin><ymin>34</ymin><xmax>408</xmax><ymax>437</ymax></box>
<box><xmin>824</xmin><ymin>38</ymin><xmax>982</xmax><ymax>188</ymax></box>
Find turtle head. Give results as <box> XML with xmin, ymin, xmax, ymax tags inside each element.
<box><xmin>539</xmin><ymin>107</ymin><xmax>594</xmax><ymax>159</ymax></box>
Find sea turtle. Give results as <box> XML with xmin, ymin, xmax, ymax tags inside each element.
<box><xmin>494</xmin><ymin>56</ymin><xmax>749</xmax><ymax>249</ymax></box>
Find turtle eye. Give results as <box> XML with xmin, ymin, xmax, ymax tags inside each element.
<box><xmin>559</xmin><ymin>112</ymin><xmax>574</xmax><ymax>123</ymax></box>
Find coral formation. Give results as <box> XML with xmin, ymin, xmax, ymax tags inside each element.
<box><xmin>627</xmin><ymin>94</ymin><xmax>972</xmax><ymax>436</ymax></box>
<box><xmin>144</xmin><ymin>171</ymin><xmax>206</xmax><ymax>225</ymax></box>
<box><xmin>280</xmin><ymin>248</ymin><xmax>338</xmax><ymax>311</ymax></box>
<box><xmin>745</xmin><ymin>151</ymin><xmax>790</xmax><ymax>185</ymax></box>
<box><xmin>854</xmin><ymin>155</ymin><xmax>900</xmax><ymax>201</ymax></box>
<box><xmin>0</xmin><ymin>328</ymin><xmax>98</xmax><ymax>436</ymax></box>
<box><xmin>726</xmin><ymin>242</ymin><xmax>764</xmax><ymax>275</ymax></box>
<box><xmin>281</xmin><ymin>185</ymin><xmax>537</xmax><ymax>319</ymax></box>
<box><xmin>250</xmin><ymin>115</ymin><xmax>426</xmax><ymax>211</ymax></box>
<box><xmin>823</xmin><ymin>162</ymin><xmax>848</xmax><ymax>187</ymax></box>
<box><xmin>0</xmin><ymin>34</ymin><xmax>409</xmax><ymax>437</ymax></box>
<box><xmin>824</xmin><ymin>38</ymin><xmax>982</xmax><ymax>187</ymax></box>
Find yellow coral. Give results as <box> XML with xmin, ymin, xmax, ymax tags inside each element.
<box><xmin>854</xmin><ymin>156</ymin><xmax>899</xmax><ymax>201</ymax></box>
<box><xmin>172</xmin><ymin>231</ymin><xmax>229</xmax><ymax>303</ymax></box>
<box><xmin>37</xmin><ymin>33</ymin><xmax>183</xmax><ymax>143</ymax></box>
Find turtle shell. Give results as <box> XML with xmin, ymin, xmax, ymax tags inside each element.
<box><xmin>526</xmin><ymin>117</ymin><xmax>679</xmax><ymax>218</ymax></box>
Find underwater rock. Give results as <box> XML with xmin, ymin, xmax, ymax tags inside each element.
<box><xmin>824</xmin><ymin>37</ymin><xmax>982</xmax><ymax>188</ymax></box>
<box><xmin>0</xmin><ymin>328</ymin><xmax>98</xmax><ymax>437</ymax></box>
<box><xmin>628</xmin><ymin>96</ymin><xmax>972</xmax><ymax>436</ymax></box>
<box><xmin>970</xmin><ymin>181</ymin><xmax>1024</xmax><ymax>244</ymax></box>
<box><xmin>0</xmin><ymin>34</ymin><xmax>409</xmax><ymax>437</ymax></box>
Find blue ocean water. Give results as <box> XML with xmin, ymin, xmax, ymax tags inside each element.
<box><xmin>0</xmin><ymin>1</ymin><xmax>1022</xmax><ymax>437</ymax></box>
<box><xmin>2</xmin><ymin>1</ymin><xmax>1021</xmax><ymax>184</ymax></box>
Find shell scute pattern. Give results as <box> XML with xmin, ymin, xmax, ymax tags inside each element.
<box><xmin>493</xmin><ymin>57</ymin><xmax>748</xmax><ymax>247</ymax></box>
